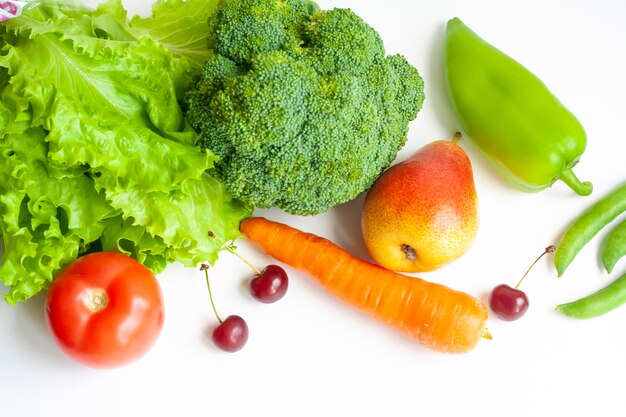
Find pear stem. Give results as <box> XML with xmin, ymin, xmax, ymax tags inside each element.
<box><xmin>514</xmin><ymin>245</ymin><xmax>556</xmax><ymax>289</ymax></box>
<box><xmin>451</xmin><ymin>131</ymin><xmax>462</xmax><ymax>144</ymax></box>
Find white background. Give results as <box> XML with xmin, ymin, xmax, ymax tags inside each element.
<box><xmin>2</xmin><ymin>0</ymin><xmax>626</xmax><ymax>416</ymax></box>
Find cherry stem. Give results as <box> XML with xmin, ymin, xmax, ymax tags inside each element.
<box><xmin>226</xmin><ymin>246</ymin><xmax>262</xmax><ymax>274</ymax></box>
<box><xmin>201</xmin><ymin>264</ymin><xmax>222</xmax><ymax>324</ymax></box>
<box><xmin>208</xmin><ymin>231</ymin><xmax>262</xmax><ymax>274</ymax></box>
<box><xmin>514</xmin><ymin>245</ymin><xmax>556</xmax><ymax>289</ymax></box>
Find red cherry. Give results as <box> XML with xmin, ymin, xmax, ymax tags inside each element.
<box><xmin>201</xmin><ymin>263</ymin><xmax>248</xmax><ymax>352</ymax></box>
<box><xmin>250</xmin><ymin>264</ymin><xmax>289</xmax><ymax>303</ymax></box>
<box><xmin>489</xmin><ymin>284</ymin><xmax>529</xmax><ymax>321</ymax></box>
<box><xmin>206</xmin><ymin>231</ymin><xmax>289</xmax><ymax>304</ymax></box>
<box><xmin>488</xmin><ymin>245</ymin><xmax>555</xmax><ymax>322</ymax></box>
<box><xmin>212</xmin><ymin>315</ymin><xmax>249</xmax><ymax>352</ymax></box>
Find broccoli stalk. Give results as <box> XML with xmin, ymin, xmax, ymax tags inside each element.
<box><xmin>186</xmin><ymin>0</ymin><xmax>425</xmax><ymax>215</ymax></box>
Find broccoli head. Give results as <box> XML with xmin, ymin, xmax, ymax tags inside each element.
<box><xmin>187</xmin><ymin>0</ymin><xmax>425</xmax><ymax>215</ymax></box>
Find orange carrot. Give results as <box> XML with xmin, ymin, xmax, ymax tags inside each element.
<box><xmin>240</xmin><ymin>217</ymin><xmax>489</xmax><ymax>354</ymax></box>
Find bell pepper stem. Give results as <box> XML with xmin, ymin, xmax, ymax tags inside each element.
<box><xmin>559</xmin><ymin>167</ymin><xmax>593</xmax><ymax>196</ymax></box>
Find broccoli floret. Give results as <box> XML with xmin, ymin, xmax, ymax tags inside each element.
<box><xmin>187</xmin><ymin>0</ymin><xmax>425</xmax><ymax>215</ymax></box>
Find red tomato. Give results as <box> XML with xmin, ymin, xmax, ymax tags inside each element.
<box><xmin>45</xmin><ymin>252</ymin><xmax>165</xmax><ymax>369</ymax></box>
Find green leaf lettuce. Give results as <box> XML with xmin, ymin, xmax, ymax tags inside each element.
<box><xmin>0</xmin><ymin>0</ymin><xmax>250</xmax><ymax>304</ymax></box>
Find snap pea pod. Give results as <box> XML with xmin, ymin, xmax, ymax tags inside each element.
<box><xmin>602</xmin><ymin>219</ymin><xmax>626</xmax><ymax>274</ymax></box>
<box><xmin>554</xmin><ymin>182</ymin><xmax>626</xmax><ymax>276</ymax></box>
<box><xmin>556</xmin><ymin>272</ymin><xmax>626</xmax><ymax>319</ymax></box>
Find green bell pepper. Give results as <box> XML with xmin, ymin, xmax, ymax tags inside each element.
<box><xmin>444</xmin><ymin>17</ymin><xmax>592</xmax><ymax>196</ymax></box>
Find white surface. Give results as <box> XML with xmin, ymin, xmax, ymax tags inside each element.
<box><xmin>3</xmin><ymin>0</ymin><xmax>626</xmax><ymax>416</ymax></box>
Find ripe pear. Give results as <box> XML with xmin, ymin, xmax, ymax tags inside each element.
<box><xmin>361</xmin><ymin>134</ymin><xmax>478</xmax><ymax>272</ymax></box>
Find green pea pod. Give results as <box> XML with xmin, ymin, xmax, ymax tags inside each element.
<box><xmin>554</xmin><ymin>182</ymin><xmax>626</xmax><ymax>276</ymax></box>
<box><xmin>602</xmin><ymin>219</ymin><xmax>626</xmax><ymax>274</ymax></box>
<box><xmin>556</xmin><ymin>273</ymin><xmax>626</xmax><ymax>319</ymax></box>
<box><xmin>444</xmin><ymin>18</ymin><xmax>592</xmax><ymax>196</ymax></box>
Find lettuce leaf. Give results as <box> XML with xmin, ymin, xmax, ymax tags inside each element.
<box><xmin>128</xmin><ymin>0</ymin><xmax>220</xmax><ymax>74</ymax></box>
<box><xmin>0</xmin><ymin>0</ymin><xmax>251</xmax><ymax>304</ymax></box>
<box><xmin>0</xmin><ymin>127</ymin><xmax>115</xmax><ymax>302</ymax></box>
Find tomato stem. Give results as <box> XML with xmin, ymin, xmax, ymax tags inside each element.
<box><xmin>201</xmin><ymin>264</ymin><xmax>222</xmax><ymax>324</ymax></box>
<box><xmin>86</xmin><ymin>289</ymin><xmax>108</xmax><ymax>312</ymax></box>
<box><xmin>515</xmin><ymin>245</ymin><xmax>556</xmax><ymax>289</ymax></box>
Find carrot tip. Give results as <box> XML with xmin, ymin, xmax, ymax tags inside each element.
<box><xmin>481</xmin><ymin>328</ymin><xmax>493</xmax><ymax>340</ymax></box>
